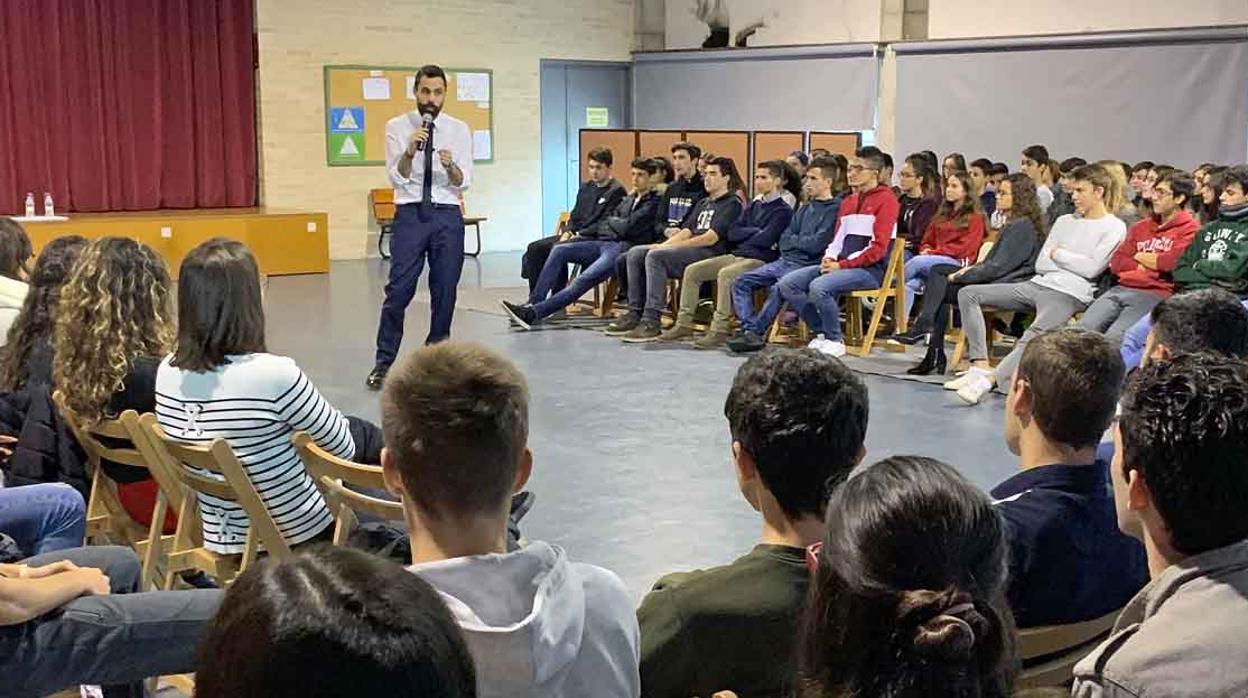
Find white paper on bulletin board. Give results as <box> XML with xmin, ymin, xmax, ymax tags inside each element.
<box><xmin>473</xmin><ymin>131</ymin><xmax>492</xmax><ymax>160</ymax></box>
<box><xmin>457</xmin><ymin>72</ymin><xmax>490</xmax><ymax>102</ymax></box>
<box><xmin>362</xmin><ymin>77</ymin><xmax>391</xmax><ymax>100</ymax></box>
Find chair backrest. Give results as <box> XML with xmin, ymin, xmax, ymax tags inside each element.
<box><xmin>53</xmin><ymin>390</ymin><xmax>149</xmax><ymax>474</ymax></box>
<box><xmin>555</xmin><ymin>210</ymin><xmax>570</xmax><ymax>236</ymax></box>
<box><xmin>371</xmin><ymin>188</ymin><xmax>396</xmax><ymax>224</ymax></box>
<box><xmin>136</xmin><ymin>413</ymin><xmax>293</xmax><ymax>560</ymax></box>
<box><xmin>291</xmin><ymin>432</ymin><xmax>403</xmax><ymax>525</ymax></box>
<box><xmin>1016</xmin><ymin>609</ymin><xmax>1120</xmax><ymax>689</ymax></box>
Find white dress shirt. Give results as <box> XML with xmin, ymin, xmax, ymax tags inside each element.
<box><xmin>385</xmin><ymin>110</ymin><xmax>474</xmax><ymax>206</ymax></box>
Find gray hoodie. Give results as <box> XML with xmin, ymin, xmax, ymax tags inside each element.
<box><xmin>409</xmin><ymin>541</ymin><xmax>640</xmax><ymax>698</ymax></box>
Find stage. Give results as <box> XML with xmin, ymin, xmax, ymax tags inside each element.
<box><xmin>17</xmin><ymin>207</ymin><xmax>330</xmax><ymax>276</ymax></box>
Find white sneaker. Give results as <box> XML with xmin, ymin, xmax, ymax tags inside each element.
<box><xmin>943</xmin><ymin>367</ymin><xmax>982</xmax><ymax>391</ymax></box>
<box><xmin>956</xmin><ymin>372</ymin><xmax>996</xmax><ymax>405</ymax></box>
<box><xmin>807</xmin><ymin>334</ymin><xmax>829</xmax><ymax>351</ymax></box>
<box><xmin>822</xmin><ymin>340</ymin><xmax>848</xmax><ymax>357</ymax></box>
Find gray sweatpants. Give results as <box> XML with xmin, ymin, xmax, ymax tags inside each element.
<box><xmin>625</xmin><ymin>244</ymin><xmax>716</xmax><ymax>323</ymax></box>
<box><xmin>957</xmin><ymin>280</ymin><xmax>1088</xmax><ymax>389</ymax></box>
<box><xmin>1077</xmin><ymin>286</ymin><xmax>1163</xmax><ymax>346</ymax></box>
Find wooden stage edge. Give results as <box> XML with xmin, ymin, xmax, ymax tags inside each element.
<box><xmin>19</xmin><ymin>208</ymin><xmax>330</xmax><ymax>276</ymax></box>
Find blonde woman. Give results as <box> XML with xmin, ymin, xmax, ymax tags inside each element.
<box><xmin>53</xmin><ymin>237</ymin><xmax>175</xmax><ymax>530</ymax></box>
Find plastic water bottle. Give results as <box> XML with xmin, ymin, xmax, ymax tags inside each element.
<box><xmin>43</xmin><ymin>192</ymin><xmax>54</xmax><ymax>217</ymax></box>
<box><xmin>23</xmin><ymin>193</ymin><xmax>34</xmax><ymax>218</ymax></box>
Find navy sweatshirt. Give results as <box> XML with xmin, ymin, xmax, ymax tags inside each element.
<box><xmin>654</xmin><ymin>174</ymin><xmax>707</xmax><ymax>242</ymax></box>
<box><xmin>567</xmin><ymin>179</ymin><xmax>626</xmax><ymax>234</ymax></box>
<box><xmin>777</xmin><ymin>196</ymin><xmax>844</xmax><ymax>266</ymax></box>
<box><xmin>725</xmin><ymin>193</ymin><xmax>796</xmax><ymax>262</ymax></box>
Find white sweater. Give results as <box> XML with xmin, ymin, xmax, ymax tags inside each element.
<box><xmin>1032</xmin><ymin>213</ymin><xmax>1127</xmax><ymax>304</ymax></box>
<box><xmin>155</xmin><ymin>353</ymin><xmax>354</xmax><ymax>553</ymax></box>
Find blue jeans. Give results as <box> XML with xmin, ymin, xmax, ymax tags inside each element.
<box><xmin>731</xmin><ymin>259</ymin><xmax>804</xmax><ymax>335</ymax></box>
<box><xmin>777</xmin><ymin>265</ymin><xmax>880</xmax><ymax>341</ymax></box>
<box><xmin>1120</xmin><ymin>298</ymin><xmax>1248</xmax><ymax>370</ymax></box>
<box><xmin>0</xmin><ymin>483</ymin><xmax>85</xmax><ymax>556</ymax></box>
<box><xmin>905</xmin><ymin>254</ymin><xmax>960</xmax><ymax>315</ymax></box>
<box><xmin>530</xmin><ymin>239</ymin><xmax>626</xmax><ymax>319</ymax></box>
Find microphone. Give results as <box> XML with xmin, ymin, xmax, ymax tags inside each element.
<box><xmin>416</xmin><ymin>112</ymin><xmax>434</xmax><ymax>152</ymax></box>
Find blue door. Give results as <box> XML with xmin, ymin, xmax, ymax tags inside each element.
<box><xmin>539</xmin><ymin>61</ymin><xmax>631</xmax><ymax>236</ymax></box>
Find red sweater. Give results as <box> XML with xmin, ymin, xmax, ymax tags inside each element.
<box><xmin>1109</xmin><ymin>209</ymin><xmax>1200</xmax><ymax>297</ymax></box>
<box><xmin>833</xmin><ymin>185</ymin><xmax>900</xmax><ymax>269</ymax></box>
<box><xmin>919</xmin><ymin>213</ymin><xmax>987</xmax><ymax>266</ymax></box>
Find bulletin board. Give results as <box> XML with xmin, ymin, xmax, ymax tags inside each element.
<box><xmin>323</xmin><ymin>65</ymin><xmax>494</xmax><ymax>167</ymax></box>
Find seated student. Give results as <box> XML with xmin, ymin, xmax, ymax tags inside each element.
<box><xmin>809</xmin><ymin>147</ymin><xmax>832</xmax><ymax>160</ymax></box>
<box><xmin>774</xmin><ymin>147</ymin><xmax>900</xmax><ymax>357</ymax></box>
<box><xmin>800</xmin><ymin>456</ymin><xmax>1017</xmax><ymax>697</ymax></box>
<box><xmin>0</xmin><ymin>218</ymin><xmax>33</xmax><ymax>345</ymax></box>
<box><xmin>638</xmin><ymin>348</ymin><xmax>867</xmax><ymax>697</ymax></box>
<box><xmin>969</xmin><ymin>157</ymin><xmax>997</xmax><ymax>217</ymax></box>
<box><xmin>380</xmin><ymin>343</ymin><xmax>639</xmax><ymax>697</ymax></box>
<box><xmin>0</xmin><ymin>235</ymin><xmax>86</xmax><ymax>391</ymax></box>
<box><xmin>1078</xmin><ymin>171</ymin><xmax>1199</xmax><ymax>344</ymax></box>
<box><xmin>54</xmin><ymin>238</ymin><xmax>178</xmax><ymax>532</ymax></box>
<box><xmin>606</xmin><ymin>156</ymin><xmax>744</xmax><ymax>343</ymax></box>
<box><xmin>1073</xmin><ymin>353</ymin><xmax>1248</xmax><ymax>697</ymax></box>
<box><xmin>902</xmin><ymin>170</ymin><xmax>986</xmax><ymax>315</ymax></box>
<box><xmin>658</xmin><ymin>160</ymin><xmax>799</xmax><ymax>347</ymax></box>
<box><xmin>156</xmin><ymin>239</ymin><xmax>373</xmax><ymax>554</ymax></box>
<box><xmin>992</xmin><ymin>329</ymin><xmax>1147</xmax><ymax>628</ymax></box>
<box><xmin>1021</xmin><ymin>144</ymin><xmax>1055</xmax><ymax>213</ymax></box>
<box><xmin>892</xmin><ymin>174</ymin><xmax>1047</xmax><ymax>376</ymax></box>
<box><xmin>727</xmin><ymin>157</ymin><xmax>847</xmax><ymax>354</ymax></box>
<box><xmin>1046</xmin><ymin>156</ymin><xmax>1086</xmax><ymax>225</ymax></box>
<box><xmin>1196</xmin><ymin>165</ymin><xmax>1227</xmax><ymax>224</ymax></box>
<box><xmin>785</xmin><ymin>150</ymin><xmax>808</xmax><ymax>178</ymax></box>
<box><xmin>521</xmin><ymin>147</ymin><xmax>624</xmax><ymax>293</ymax></box>
<box><xmin>655</xmin><ymin>142</ymin><xmax>707</xmax><ymax>240</ymax></box>
<box><xmin>197</xmin><ymin>546</ymin><xmax>476</xmax><ymax>698</ymax></box>
<box><xmin>1099</xmin><ymin>159</ymin><xmax>1143</xmax><ymax>227</ymax></box>
<box><xmin>502</xmin><ymin>157</ymin><xmax>660</xmax><ymax>329</ymax></box>
<box><xmin>942</xmin><ymin>152</ymin><xmax>967</xmax><ymax>180</ymax></box>
<box><xmin>0</xmin><ymin>544</ymin><xmax>221</xmax><ymax>696</ymax></box>
<box><xmin>896</xmin><ymin>154</ymin><xmax>939</xmax><ymax>254</ymax></box>
<box><xmin>1117</xmin><ymin>164</ymin><xmax>1248</xmax><ymax>369</ymax></box>
<box><xmin>0</xmin><ymin>482</ymin><xmax>85</xmax><ymax>556</ymax></box>
<box><xmin>988</xmin><ymin>162</ymin><xmax>1010</xmax><ymax>226</ymax></box>
<box><xmin>951</xmin><ymin>163</ymin><xmax>1127</xmax><ymax>404</ymax></box>
<box><xmin>1128</xmin><ymin>160</ymin><xmax>1154</xmax><ymax>204</ymax></box>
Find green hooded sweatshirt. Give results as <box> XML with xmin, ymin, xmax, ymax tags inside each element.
<box><xmin>1172</xmin><ymin>202</ymin><xmax>1248</xmax><ymax>295</ymax></box>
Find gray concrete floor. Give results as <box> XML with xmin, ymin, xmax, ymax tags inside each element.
<box><xmin>263</xmin><ymin>253</ymin><xmax>1016</xmax><ymax>601</ymax></box>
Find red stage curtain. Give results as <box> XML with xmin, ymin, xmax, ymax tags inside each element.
<box><xmin>0</xmin><ymin>0</ymin><xmax>257</xmax><ymax>214</ymax></box>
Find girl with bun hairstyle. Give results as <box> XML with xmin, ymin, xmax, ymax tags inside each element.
<box><xmin>800</xmin><ymin>455</ymin><xmax>1017</xmax><ymax>697</ymax></box>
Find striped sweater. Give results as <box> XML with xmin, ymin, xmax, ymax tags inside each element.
<box><xmin>155</xmin><ymin>353</ymin><xmax>354</xmax><ymax>554</ymax></box>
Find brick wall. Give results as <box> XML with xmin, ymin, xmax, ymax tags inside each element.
<box><xmin>255</xmin><ymin>0</ymin><xmax>635</xmax><ymax>258</ymax></box>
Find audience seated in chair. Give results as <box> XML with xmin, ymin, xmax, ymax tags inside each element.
<box><xmin>521</xmin><ymin>146</ymin><xmax>624</xmax><ymax>294</ymax></box>
<box><xmin>0</xmin><ymin>544</ymin><xmax>221</xmax><ymax>697</ymax></box>
<box><xmin>0</xmin><ymin>218</ymin><xmax>33</xmax><ymax>346</ymax></box>
<box><xmin>196</xmin><ymin>545</ymin><xmax>476</xmax><ymax>698</ymax></box>
<box><xmin>638</xmin><ymin>348</ymin><xmax>867</xmax><ymax>697</ymax></box>
<box><xmin>503</xmin><ymin>156</ymin><xmax>660</xmax><ymax>329</ymax></box>
<box><xmin>658</xmin><ymin>159</ymin><xmax>799</xmax><ymax>348</ymax></box>
<box><xmin>727</xmin><ymin>156</ymin><xmax>847</xmax><ymax>354</ymax></box>
<box><xmin>1021</xmin><ymin>145</ymin><xmax>1056</xmax><ymax>214</ymax></box>
<box><xmin>992</xmin><ymin>329</ymin><xmax>1147</xmax><ymax>628</ymax></box>
<box><xmin>970</xmin><ymin>157</ymin><xmax>997</xmax><ymax>218</ymax></box>
<box><xmin>1073</xmin><ymin>353</ymin><xmax>1248</xmax><ymax>697</ymax></box>
<box><xmin>951</xmin><ymin>164</ymin><xmax>1128</xmax><ymax>404</ymax></box>
<box><xmin>0</xmin><ymin>235</ymin><xmax>86</xmax><ymax>392</ymax></box>
<box><xmin>1077</xmin><ymin>171</ymin><xmax>1200</xmax><ymax>345</ymax></box>
<box><xmin>155</xmin><ymin>238</ymin><xmax>381</xmax><ymax>555</ymax></box>
<box><xmin>896</xmin><ymin>154</ymin><xmax>939</xmax><ymax>254</ymax></box>
<box><xmin>607</xmin><ymin>155</ymin><xmax>744</xmax><ymax>343</ymax></box>
<box><xmin>800</xmin><ymin>456</ymin><xmax>1017</xmax><ymax>697</ymax></box>
<box><xmin>894</xmin><ymin>174</ymin><xmax>1047</xmax><ymax>376</ymax></box>
<box><xmin>773</xmin><ymin>147</ymin><xmax>901</xmax><ymax>358</ymax></box>
<box><xmin>380</xmin><ymin>342</ymin><xmax>640</xmax><ymax>697</ymax></box>
<box><xmin>902</xmin><ymin>170</ymin><xmax>987</xmax><ymax>316</ymax></box>
<box><xmin>1118</xmin><ymin>165</ymin><xmax>1248</xmax><ymax>370</ymax></box>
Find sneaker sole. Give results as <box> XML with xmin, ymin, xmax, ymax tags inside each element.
<box><xmin>603</xmin><ymin>327</ymin><xmax>634</xmax><ymax>336</ymax></box>
<box><xmin>499</xmin><ymin>301</ymin><xmax>532</xmax><ymax>331</ymax></box>
<box><xmin>621</xmin><ymin>334</ymin><xmax>661</xmax><ymax>344</ymax></box>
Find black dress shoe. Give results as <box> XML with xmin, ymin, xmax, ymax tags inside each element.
<box><xmin>365</xmin><ymin>365</ymin><xmax>389</xmax><ymax>391</ymax></box>
<box><xmin>906</xmin><ymin>345</ymin><xmax>947</xmax><ymax>376</ymax></box>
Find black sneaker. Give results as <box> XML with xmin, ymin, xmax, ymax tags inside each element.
<box><xmin>727</xmin><ymin>331</ymin><xmax>766</xmax><ymax>354</ymax></box>
<box><xmin>365</xmin><ymin>365</ymin><xmax>389</xmax><ymax>391</ymax></box>
<box><xmin>621</xmin><ymin>320</ymin><xmax>662</xmax><ymax>343</ymax></box>
<box><xmin>604</xmin><ymin>314</ymin><xmax>640</xmax><ymax>336</ymax></box>
<box><xmin>500</xmin><ymin>300</ymin><xmax>537</xmax><ymax>330</ymax></box>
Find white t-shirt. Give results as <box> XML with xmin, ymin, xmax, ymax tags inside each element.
<box><xmin>1032</xmin><ymin>213</ymin><xmax>1127</xmax><ymax>304</ymax></box>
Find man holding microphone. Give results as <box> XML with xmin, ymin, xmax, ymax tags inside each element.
<box><xmin>368</xmin><ymin>64</ymin><xmax>474</xmax><ymax>390</ymax></box>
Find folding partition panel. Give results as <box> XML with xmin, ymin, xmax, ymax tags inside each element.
<box><xmin>893</xmin><ymin>27</ymin><xmax>1248</xmax><ymax>169</ymax></box>
<box><xmin>753</xmin><ymin>132</ymin><xmax>806</xmax><ymax>169</ymax></box>
<box><xmin>638</xmin><ymin>130</ymin><xmax>685</xmax><ymax>158</ymax></box>
<box><xmin>578</xmin><ymin>129</ymin><xmax>638</xmax><ymax>183</ymax></box>
<box><xmin>809</xmin><ymin>132</ymin><xmax>863</xmax><ymax>159</ymax></box>
<box><xmin>685</xmin><ymin>131</ymin><xmax>751</xmax><ymax>183</ymax></box>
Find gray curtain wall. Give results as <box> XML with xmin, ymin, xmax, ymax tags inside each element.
<box><xmin>632</xmin><ymin>44</ymin><xmax>879</xmax><ymax>132</ymax></box>
<box><xmin>893</xmin><ymin>27</ymin><xmax>1248</xmax><ymax>169</ymax></box>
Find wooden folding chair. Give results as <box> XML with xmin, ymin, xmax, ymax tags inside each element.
<box><xmin>843</xmin><ymin>242</ymin><xmax>908</xmax><ymax>357</ymax></box>
<box><xmin>370</xmin><ymin>188</ymin><xmax>396</xmax><ymax>259</ymax></box>
<box><xmin>766</xmin><ymin>303</ymin><xmax>811</xmax><ymax>345</ymax></box>
<box><xmin>1016</xmin><ymin>609</ymin><xmax>1120</xmax><ymax>689</ymax></box>
<box><xmin>291</xmin><ymin>432</ymin><xmax>404</xmax><ymax>546</ymax></box>
<box><xmin>132</xmin><ymin>413</ymin><xmax>291</xmax><ymax>588</ymax></box>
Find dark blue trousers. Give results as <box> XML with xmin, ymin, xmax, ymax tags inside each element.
<box><xmin>375</xmin><ymin>203</ymin><xmax>464</xmax><ymax>367</ymax></box>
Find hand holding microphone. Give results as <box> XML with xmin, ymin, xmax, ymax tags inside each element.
<box><xmin>407</xmin><ymin>112</ymin><xmax>434</xmax><ymax>157</ymax></box>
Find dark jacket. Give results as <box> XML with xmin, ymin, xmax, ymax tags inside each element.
<box><xmin>725</xmin><ymin>193</ymin><xmax>795</xmax><ymax>262</ymax></box>
<box><xmin>778</xmin><ymin>196</ymin><xmax>843</xmax><ymax>267</ymax></box>
<box><xmin>957</xmin><ymin>218</ymin><xmax>1043</xmax><ymax>286</ymax></box>
<box><xmin>566</xmin><ymin>180</ymin><xmax>625</xmax><ymax>234</ymax></box>
<box><xmin>898</xmin><ymin>194</ymin><xmax>938</xmax><ymax>251</ymax></box>
<box><xmin>591</xmin><ymin>189</ymin><xmax>660</xmax><ymax>245</ymax></box>
<box><xmin>654</xmin><ymin>174</ymin><xmax>706</xmax><ymax>242</ymax></box>
<box><xmin>1047</xmin><ymin>187</ymin><xmax>1076</xmax><ymax>227</ymax></box>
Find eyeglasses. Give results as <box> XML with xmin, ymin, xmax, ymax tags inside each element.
<box><xmin>1154</xmin><ymin>188</ymin><xmax>1173</xmax><ymax>199</ymax></box>
<box><xmin>898</xmin><ymin>171</ymin><xmax>916</xmax><ymax>179</ymax></box>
